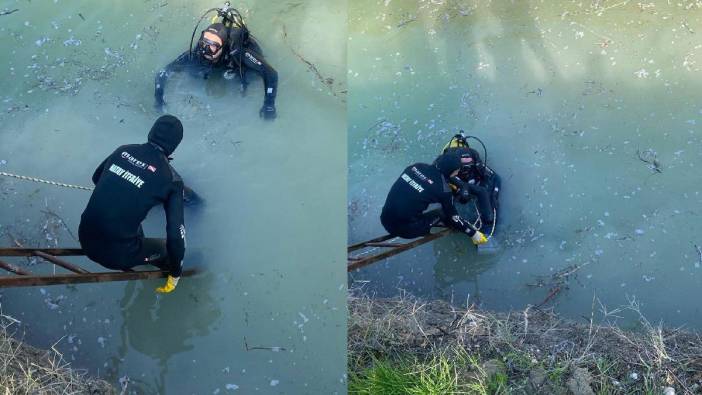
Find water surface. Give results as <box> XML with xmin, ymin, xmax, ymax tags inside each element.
<box><xmin>0</xmin><ymin>0</ymin><xmax>347</xmax><ymax>393</ymax></box>
<box><xmin>349</xmin><ymin>0</ymin><xmax>702</xmax><ymax>328</ymax></box>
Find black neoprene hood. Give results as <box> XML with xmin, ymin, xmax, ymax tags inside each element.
<box><xmin>204</xmin><ymin>23</ymin><xmax>228</xmax><ymax>43</ymax></box>
<box><xmin>148</xmin><ymin>115</ymin><xmax>183</xmax><ymax>156</ymax></box>
<box><xmin>434</xmin><ymin>152</ymin><xmax>462</xmax><ymax>178</ymax></box>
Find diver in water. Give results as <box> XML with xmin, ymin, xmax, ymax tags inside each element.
<box><xmin>442</xmin><ymin>133</ymin><xmax>501</xmax><ymax>234</ymax></box>
<box><xmin>154</xmin><ymin>3</ymin><xmax>278</xmax><ymax>119</ymax></box>
<box><xmin>79</xmin><ymin>115</ymin><xmax>196</xmax><ymax>294</ymax></box>
<box><xmin>380</xmin><ymin>151</ymin><xmax>488</xmax><ymax>245</ymax></box>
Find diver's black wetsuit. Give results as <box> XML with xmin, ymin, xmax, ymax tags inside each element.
<box><xmin>445</xmin><ymin>147</ymin><xmax>501</xmax><ymax>229</ymax></box>
<box><xmin>78</xmin><ymin>143</ymin><xmax>186</xmax><ymax>277</ymax></box>
<box><xmin>381</xmin><ymin>162</ymin><xmax>478</xmax><ymax>239</ymax></box>
<box><xmin>154</xmin><ymin>26</ymin><xmax>277</xmax><ymax>116</ymax></box>
<box><xmin>453</xmin><ymin>169</ymin><xmax>501</xmax><ymax>226</ymax></box>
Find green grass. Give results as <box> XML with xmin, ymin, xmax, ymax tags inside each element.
<box><xmin>547</xmin><ymin>363</ymin><xmax>569</xmax><ymax>384</ymax></box>
<box><xmin>502</xmin><ymin>350</ymin><xmax>535</xmax><ymax>371</ymax></box>
<box><xmin>349</xmin><ymin>351</ymin><xmax>511</xmax><ymax>395</ymax></box>
<box><xmin>349</xmin><ymin>355</ymin><xmax>459</xmax><ymax>394</ymax></box>
<box><xmin>594</xmin><ymin>358</ymin><xmax>618</xmax><ymax>395</ymax></box>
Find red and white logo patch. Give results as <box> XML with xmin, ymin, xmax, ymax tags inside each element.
<box><xmin>147</xmin><ymin>165</ymin><xmax>157</xmax><ymax>173</ymax></box>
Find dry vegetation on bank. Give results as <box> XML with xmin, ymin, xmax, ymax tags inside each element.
<box><xmin>0</xmin><ymin>313</ymin><xmax>114</xmax><ymax>395</ymax></box>
<box><xmin>348</xmin><ymin>292</ymin><xmax>702</xmax><ymax>394</ymax></box>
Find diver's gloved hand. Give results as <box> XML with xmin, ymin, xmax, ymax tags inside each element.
<box><xmin>155</xmin><ymin>275</ymin><xmax>180</xmax><ymax>293</ymax></box>
<box><xmin>183</xmin><ymin>185</ymin><xmax>204</xmax><ymax>207</ymax></box>
<box><xmin>471</xmin><ymin>231</ymin><xmax>488</xmax><ymax>245</ymax></box>
<box><xmin>457</xmin><ymin>187</ymin><xmax>472</xmax><ymax>204</ymax></box>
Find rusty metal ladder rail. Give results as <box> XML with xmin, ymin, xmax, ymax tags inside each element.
<box><xmin>347</xmin><ymin>228</ymin><xmax>452</xmax><ymax>272</ymax></box>
<box><xmin>0</xmin><ymin>248</ymin><xmax>195</xmax><ymax>287</ymax></box>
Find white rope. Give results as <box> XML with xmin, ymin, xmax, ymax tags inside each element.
<box><xmin>0</xmin><ymin>171</ymin><xmax>93</xmax><ymax>191</ymax></box>
<box><xmin>470</xmin><ymin>200</ymin><xmax>497</xmax><ymax>240</ymax></box>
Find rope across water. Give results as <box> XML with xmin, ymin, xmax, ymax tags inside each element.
<box><xmin>0</xmin><ymin>171</ymin><xmax>93</xmax><ymax>191</ymax></box>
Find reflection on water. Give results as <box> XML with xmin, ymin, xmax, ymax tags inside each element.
<box><xmin>0</xmin><ymin>0</ymin><xmax>346</xmax><ymax>393</ymax></box>
<box><xmin>432</xmin><ymin>234</ymin><xmax>499</xmax><ymax>305</ymax></box>
<box><xmin>349</xmin><ymin>0</ymin><xmax>702</xmax><ymax>328</ymax></box>
<box><xmin>110</xmin><ymin>274</ymin><xmax>221</xmax><ymax>393</ymax></box>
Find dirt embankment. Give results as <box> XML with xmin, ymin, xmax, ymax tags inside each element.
<box><xmin>348</xmin><ymin>292</ymin><xmax>702</xmax><ymax>394</ymax></box>
<box><xmin>0</xmin><ymin>314</ymin><xmax>114</xmax><ymax>395</ymax></box>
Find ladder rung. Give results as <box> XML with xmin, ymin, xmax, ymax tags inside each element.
<box><xmin>0</xmin><ymin>259</ymin><xmax>32</xmax><ymax>275</ymax></box>
<box><xmin>34</xmin><ymin>251</ymin><xmax>90</xmax><ymax>274</ymax></box>
<box><xmin>364</xmin><ymin>242</ymin><xmax>406</xmax><ymax>248</ymax></box>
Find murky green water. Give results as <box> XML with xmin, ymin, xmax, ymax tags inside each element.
<box><xmin>0</xmin><ymin>0</ymin><xmax>346</xmax><ymax>393</ymax></box>
<box><xmin>349</xmin><ymin>0</ymin><xmax>702</xmax><ymax>328</ymax></box>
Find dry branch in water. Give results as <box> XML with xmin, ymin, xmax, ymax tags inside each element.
<box><xmin>281</xmin><ymin>24</ymin><xmax>343</xmax><ymax>100</ymax></box>
<box><xmin>527</xmin><ymin>261</ymin><xmax>590</xmax><ymax>307</ymax></box>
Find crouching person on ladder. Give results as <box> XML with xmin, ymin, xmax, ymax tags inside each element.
<box><xmin>380</xmin><ymin>151</ymin><xmax>489</xmax><ymax>246</ymax></box>
<box><xmin>78</xmin><ymin>115</ymin><xmax>194</xmax><ymax>293</ymax></box>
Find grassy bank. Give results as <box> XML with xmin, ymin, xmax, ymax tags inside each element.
<box><xmin>0</xmin><ymin>313</ymin><xmax>114</xmax><ymax>395</ymax></box>
<box><xmin>348</xmin><ymin>292</ymin><xmax>702</xmax><ymax>394</ymax></box>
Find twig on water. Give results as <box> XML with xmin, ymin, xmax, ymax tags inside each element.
<box><xmin>367</xmin><ymin>119</ymin><xmax>387</xmax><ymax>132</ymax></box>
<box><xmin>0</xmin><ymin>9</ymin><xmax>19</xmax><ymax>16</ymax></box>
<box><xmin>536</xmin><ymin>286</ymin><xmax>562</xmax><ymax>308</ymax></box>
<box><xmin>397</xmin><ymin>17</ymin><xmax>416</xmax><ymax>28</ymax></box>
<box><xmin>636</xmin><ymin>148</ymin><xmax>662</xmax><ymax>173</ymax></box>
<box><xmin>5</xmin><ymin>231</ymin><xmax>24</xmax><ymax>248</ymax></box>
<box><xmin>40</xmin><ymin>209</ymin><xmax>77</xmax><ymax>242</ymax></box>
<box><xmin>281</xmin><ymin>24</ymin><xmax>339</xmax><ymax>98</ymax></box>
<box><xmin>243</xmin><ymin>337</ymin><xmax>286</xmax><ymax>352</ymax></box>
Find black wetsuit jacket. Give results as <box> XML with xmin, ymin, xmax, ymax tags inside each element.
<box><xmin>78</xmin><ymin>143</ymin><xmax>185</xmax><ymax>276</ymax></box>
<box><xmin>381</xmin><ymin>163</ymin><xmax>476</xmax><ymax>236</ymax></box>
<box><xmin>154</xmin><ymin>26</ymin><xmax>277</xmax><ymax>111</ymax></box>
<box><xmin>444</xmin><ymin>147</ymin><xmax>501</xmax><ymax>226</ymax></box>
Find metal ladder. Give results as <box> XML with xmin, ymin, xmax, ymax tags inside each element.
<box><xmin>347</xmin><ymin>228</ymin><xmax>452</xmax><ymax>272</ymax></box>
<box><xmin>0</xmin><ymin>248</ymin><xmax>196</xmax><ymax>287</ymax></box>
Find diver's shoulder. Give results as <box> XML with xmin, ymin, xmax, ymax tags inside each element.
<box><xmin>407</xmin><ymin>162</ymin><xmax>431</xmax><ymax>170</ymax></box>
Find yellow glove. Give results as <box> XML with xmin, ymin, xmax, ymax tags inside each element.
<box><xmin>155</xmin><ymin>275</ymin><xmax>180</xmax><ymax>293</ymax></box>
<box><xmin>471</xmin><ymin>231</ymin><xmax>488</xmax><ymax>245</ymax></box>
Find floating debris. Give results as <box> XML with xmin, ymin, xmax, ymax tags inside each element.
<box><xmin>35</xmin><ymin>37</ymin><xmax>50</xmax><ymax>47</ymax></box>
<box><xmin>0</xmin><ymin>8</ymin><xmax>19</xmax><ymax>16</ymax></box>
<box><xmin>119</xmin><ymin>376</ymin><xmax>130</xmax><ymax>392</ymax></box>
<box><xmin>282</xmin><ymin>24</ymin><xmax>345</xmax><ymax>100</ymax></box>
<box><xmin>636</xmin><ymin>148</ymin><xmax>662</xmax><ymax>173</ymax></box>
<box><xmin>397</xmin><ymin>13</ymin><xmax>416</xmax><ymax>28</ymax></box>
<box><xmin>63</xmin><ymin>37</ymin><xmax>82</xmax><ymax>47</ymax></box>
<box><xmin>243</xmin><ymin>337</ymin><xmax>287</xmax><ymax>352</ymax></box>
<box><xmin>634</xmin><ymin>68</ymin><xmax>649</xmax><ymax>78</ymax></box>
